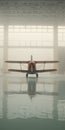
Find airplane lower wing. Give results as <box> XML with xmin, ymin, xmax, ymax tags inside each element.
<box><xmin>8</xmin><ymin>69</ymin><xmax>57</xmax><ymax>73</ymax></box>
<box><xmin>36</xmin><ymin>69</ymin><xmax>57</xmax><ymax>73</ymax></box>
<box><xmin>8</xmin><ymin>69</ymin><xmax>28</xmax><ymax>73</ymax></box>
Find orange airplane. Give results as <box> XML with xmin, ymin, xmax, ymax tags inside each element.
<box><xmin>5</xmin><ymin>55</ymin><xmax>59</xmax><ymax>77</ymax></box>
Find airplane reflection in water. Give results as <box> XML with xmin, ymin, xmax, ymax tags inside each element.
<box><xmin>5</xmin><ymin>77</ymin><xmax>58</xmax><ymax>99</ymax></box>
<box><xmin>1</xmin><ymin>76</ymin><xmax>65</xmax><ymax>130</ymax></box>
<box><xmin>0</xmin><ymin>75</ymin><xmax>65</xmax><ymax>122</ymax></box>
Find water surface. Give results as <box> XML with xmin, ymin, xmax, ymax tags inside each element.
<box><xmin>0</xmin><ymin>73</ymin><xmax>65</xmax><ymax>130</ymax></box>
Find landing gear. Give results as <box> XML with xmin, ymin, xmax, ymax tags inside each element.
<box><xmin>26</xmin><ymin>73</ymin><xmax>28</xmax><ymax>78</ymax></box>
<box><xmin>26</xmin><ymin>73</ymin><xmax>38</xmax><ymax>78</ymax></box>
<box><xmin>36</xmin><ymin>73</ymin><xmax>38</xmax><ymax>78</ymax></box>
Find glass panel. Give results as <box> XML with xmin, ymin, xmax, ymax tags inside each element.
<box><xmin>0</xmin><ymin>48</ymin><xmax>3</xmax><ymax>71</ymax></box>
<box><xmin>0</xmin><ymin>26</ymin><xmax>4</xmax><ymax>46</ymax></box>
<box><xmin>58</xmin><ymin>26</ymin><xmax>65</xmax><ymax>46</ymax></box>
<box><xmin>8</xmin><ymin>26</ymin><xmax>53</xmax><ymax>47</ymax></box>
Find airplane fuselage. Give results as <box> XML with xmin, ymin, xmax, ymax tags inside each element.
<box><xmin>26</xmin><ymin>61</ymin><xmax>38</xmax><ymax>77</ymax></box>
<box><xmin>28</xmin><ymin>61</ymin><xmax>36</xmax><ymax>74</ymax></box>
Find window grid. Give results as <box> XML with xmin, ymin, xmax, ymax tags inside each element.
<box><xmin>58</xmin><ymin>26</ymin><xmax>65</xmax><ymax>46</ymax></box>
<box><xmin>8</xmin><ymin>25</ymin><xmax>54</xmax><ymax>47</ymax></box>
<box><xmin>0</xmin><ymin>26</ymin><xmax>4</xmax><ymax>46</ymax></box>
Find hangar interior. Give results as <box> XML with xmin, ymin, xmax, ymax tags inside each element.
<box><xmin>0</xmin><ymin>0</ymin><xmax>65</xmax><ymax>74</ymax></box>
<box><xmin>0</xmin><ymin>0</ymin><xmax>65</xmax><ymax>130</ymax></box>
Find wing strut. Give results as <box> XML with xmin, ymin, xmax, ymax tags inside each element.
<box><xmin>20</xmin><ymin>63</ymin><xmax>22</xmax><ymax>70</ymax></box>
<box><xmin>43</xmin><ymin>63</ymin><xmax>45</xmax><ymax>70</ymax></box>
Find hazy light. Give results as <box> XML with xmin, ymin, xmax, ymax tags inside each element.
<box><xmin>8</xmin><ymin>25</ymin><xmax>53</xmax><ymax>47</ymax></box>
<box><xmin>58</xmin><ymin>26</ymin><xmax>65</xmax><ymax>46</ymax></box>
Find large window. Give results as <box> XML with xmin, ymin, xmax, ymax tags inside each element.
<box><xmin>0</xmin><ymin>26</ymin><xmax>4</xmax><ymax>46</ymax></box>
<box><xmin>8</xmin><ymin>25</ymin><xmax>53</xmax><ymax>47</ymax></box>
<box><xmin>0</xmin><ymin>26</ymin><xmax>4</xmax><ymax>71</ymax></box>
<box><xmin>8</xmin><ymin>25</ymin><xmax>54</xmax><ymax>70</ymax></box>
<box><xmin>58</xmin><ymin>26</ymin><xmax>65</xmax><ymax>46</ymax></box>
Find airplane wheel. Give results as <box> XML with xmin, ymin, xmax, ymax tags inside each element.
<box><xmin>36</xmin><ymin>73</ymin><xmax>38</xmax><ymax>78</ymax></box>
<box><xmin>26</xmin><ymin>73</ymin><xmax>28</xmax><ymax>78</ymax></box>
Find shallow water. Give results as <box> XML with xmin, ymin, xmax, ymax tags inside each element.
<box><xmin>0</xmin><ymin>73</ymin><xmax>65</xmax><ymax>129</ymax></box>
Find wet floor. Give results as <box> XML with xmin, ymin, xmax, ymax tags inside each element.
<box><xmin>0</xmin><ymin>73</ymin><xmax>65</xmax><ymax>130</ymax></box>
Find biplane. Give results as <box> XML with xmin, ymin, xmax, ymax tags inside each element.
<box><xmin>5</xmin><ymin>55</ymin><xmax>59</xmax><ymax>77</ymax></box>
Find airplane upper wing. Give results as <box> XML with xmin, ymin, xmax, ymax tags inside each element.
<box><xmin>5</xmin><ymin>61</ymin><xmax>29</xmax><ymax>63</ymax></box>
<box><xmin>5</xmin><ymin>60</ymin><xmax>59</xmax><ymax>64</ymax></box>
<box><xmin>35</xmin><ymin>61</ymin><xmax>59</xmax><ymax>63</ymax></box>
